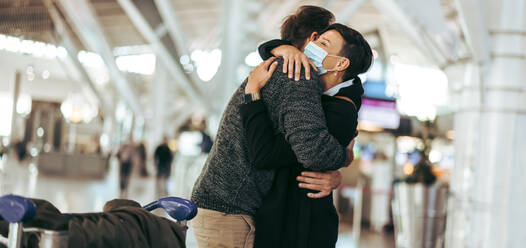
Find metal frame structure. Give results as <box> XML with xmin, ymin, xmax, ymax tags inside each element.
<box><xmin>336</xmin><ymin>0</ymin><xmax>368</xmax><ymax>23</ymax></box>
<box><xmin>55</xmin><ymin>0</ymin><xmax>143</xmax><ymax>117</ymax></box>
<box><xmin>116</xmin><ymin>0</ymin><xmax>213</xmax><ymax>112</ymax></box>
<box><xmin>152</xmin><ymin>0</ymin><xmax>205</xmax><ymax>93</ymax></box>
<box><xmin>42</xmin><ymin>0</ymin><xmax>111</xmax><ymax>116</ymax></box>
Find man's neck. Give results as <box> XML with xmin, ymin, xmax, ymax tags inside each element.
<box><xmin>320</xmin><ymin>73</ymin><xmax>343</xmax><ymax>91</ymax></box>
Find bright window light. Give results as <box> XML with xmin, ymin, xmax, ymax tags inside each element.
<box><xmin>16</xmin><ymin>94</ymin><xmax>32</xmax><ymax>117</ymax></box>
<box><xmin>77</xmin><ymin>51</ymin><xmax>104</xmax><ymax>68</ymax></box>
<box><xmin>57</xmin><ymin>47</ymin><xmax>67</xmax><ymax>59</ymax></box>
<box><xmin>0</xmin><ymin>34</ymin><xmax>67</xmax><ymax>59</ymax></box>
<box><xmin>44</xmin><ymin>44</ymin><xmax>58</xmax><ymax>59</ymax></box>
<box><xmin>60</xmin><ymin>92</ymin><xmax>98</xmax><ymax>124</ymax></box>
<box><xmin>0</xmin><ymin>93</ymin><xmax>13</xmax><ymax>136</ymax></box>
<box><xmin>388</xmin><ymin>63</ymin><xmax>448</xmax><ymax>121</ymax></box>
<box><xmin>115</xmin><ymin>53</ymin><xmax>156</xmax><ymax>75</ymax></box>
<box><xmin>80</xmin><ymin>50</ymin><xmax>156</xmax><ymax>76</ymax></box>
<box><xmin>191</xmin><ymin>49</ymin><xmax>221</xmax><ymax>81</ymax></box>
<box><xmin>113</xmin><ymin>45</ymin><xmax>153</xmax><ymax>56</ymax></box>
<box><xmin>178</xmin><ymin>131</ymin><xmax>203</xmax><ymax>156</ymax></box>
<box><xmin>0</xmin><ymin>34</ymin><xmax>6</xmax><ymax>50</ymax></box>
<box><xmin>19</xmin><ymin>40</ymin><xmax>35</xmax><ymax>54</ymax></box>
<box><xmin>245</xmin><ymin>51</ymin><xmax>263</xmax><ymax>67</ymax></box>
<box><xmin>5</xmin><ymin>36</ymin><xmax>21</xmax><ymax>53</ymax></box>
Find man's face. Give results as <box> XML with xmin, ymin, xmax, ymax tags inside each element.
<box><xmin>313</xmin><ymin>30</ymin><xmax>345</xmax><ymax>70</ymax></box>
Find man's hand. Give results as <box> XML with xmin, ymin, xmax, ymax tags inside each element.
<box><xmin>344</xmin><ymin>139</ymin><xmax>356</xmax><ymax>167</ymax></box>
<box><xmin>297</xmin><ymin>170</ymin><xmax>342</xmax><ymax>198</ymax></box>
<box><xmin>271</xmin><ymin>45</ymin><xmax>317</xmax><ymax>81</ymax></box>
<box><xmin>245</xmin><ymin>57</ymin><xmax>279</xmax><ymax>94</ymax></box>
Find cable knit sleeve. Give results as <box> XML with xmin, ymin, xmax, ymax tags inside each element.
<box><xmin>268</xmin><ymin>59</ymin><xmax>348</xmax><ymax>171</ymax></box>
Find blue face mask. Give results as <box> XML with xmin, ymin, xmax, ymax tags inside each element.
<box><xmin>303</xmin><ymin>41</ymin><xmax>346</xmax><ymax>75</ymax></box>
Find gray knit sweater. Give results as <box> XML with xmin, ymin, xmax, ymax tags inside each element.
<box><xmin>191</xmin><ymin>59</ymin><xmax>348</xmax><ymax>216</ymax></box>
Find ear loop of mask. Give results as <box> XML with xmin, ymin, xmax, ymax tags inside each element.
<box><xmin>323</xmin><ymin>55</ymin><xmax>348</xmax><ymax>72</ymax></box>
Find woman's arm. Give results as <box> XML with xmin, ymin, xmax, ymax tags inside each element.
<box><xmin>242</xmin><ymin>57</ymin><xmax>297</xmax><ymax>169</ymax></box>
<box><xmin>258</xmin><ymin>39</ymin><xmax>291</xmax><ymax>60</ymax></box>
<box><xmin>257</xmin><ymin>39</ymin><xmax>316</xmax><ymax>81</ymax></box>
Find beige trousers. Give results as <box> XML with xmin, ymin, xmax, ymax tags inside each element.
<box><xmin>191</xmin><ymin>208</ymin><xmax>255</xmax><ymax>248</ymax></box>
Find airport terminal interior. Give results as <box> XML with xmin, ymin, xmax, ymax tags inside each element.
<box><xmin>0</xmin><ymin>0</ymin><xmax>525</xmax><ymax>247</ymax></box>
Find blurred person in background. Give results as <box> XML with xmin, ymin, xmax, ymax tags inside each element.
<box><xmin>154</xmin><ymin>137</ymin><xmax>173</xmax><ymax>197</ymax></box>
<box><xmin>117</xmin><ymin>140</ymin><xmax>135</xmax><ymax>198</ymax></box>
<box><xmin>191</xmin><ymin>6</ymin><xmax>354</xmax><ymax>248</ymax></box>
<box><xmin>405</xmin><ymin>150</ymin><xmax>436</xmax><ymax>185</ymax></box>
<box><xmin>14</xmin><ymin>140</ymin><xmax>28</xmax><ymax>162</ymax></box>
<box><xmin>198</xmin><ymin>120</ymin><xmax>213</xmax><ymax>154</ymax></box>
<box><xmin>243</xmin><ymin>21</ymin><xmax>371</xmax><ymax>247</ymax></box>
<box><xmin>0</xmin><ymin>142</ymin><xmax>6</xmax><ymax>159</ymax></box>
<box><xmin>136</xmin><ymin>142</ymin><xmax>148</xmax><ymax>177</ymax></box>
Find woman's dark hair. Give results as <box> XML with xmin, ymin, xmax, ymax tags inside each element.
<box><xmin>281</xmin><ymin>5</ymin><xmax>335</xmax><ymax>49</ymax></box>
<box><xmin>325</xmin><ymin>23</ymin><xmax>373</xmax><ymax>81</ymax></box>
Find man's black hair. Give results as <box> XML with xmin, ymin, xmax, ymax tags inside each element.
<box><xmin>281</xmin><ymin>5</ymin><xmax>335</xmax><ymax>49</ymax></box>
<box><xmin>325</xmin><ymin>23</ymin><xmax>373</xmax><ymax>80</ymax></box>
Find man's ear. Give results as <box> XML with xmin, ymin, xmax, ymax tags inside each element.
<box><xmin>336</xmin><ymin>58</ymin><xmax>350</xmax><ymax>71</ymax></box>
<box><xmin>309</xmin><ymin>32</ymin><xmax>319</xmax><ymax>42</ymax></box>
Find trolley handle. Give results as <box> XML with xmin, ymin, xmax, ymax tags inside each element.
<box><xmin>0</xmin><ymin>194</ymin><xmax>197</xmax><ymax>223</ymax></box>
<box><xmin>143</xmin><ymin>197</ymin><xmax>197</xmax><ymax>221</ymax></box>
<box><xmin>0</xmin><ymin>194</ymin><xmax>36</xmax><ymax>223</ymax></box>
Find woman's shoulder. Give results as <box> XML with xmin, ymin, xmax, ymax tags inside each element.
<box><xmin>322</xmin><ymin>95</ymin><xmax>358</xmax><ymax>114</ymax></box>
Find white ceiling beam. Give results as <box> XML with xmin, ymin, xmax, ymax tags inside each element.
<box><xmin>55</xmin><ymin>0</ymin><xmax>143</xmax><ymax>117</ymax></box>
<box><xmin>396</xmin><ymin>0</ymin><xmax>463</xmax><ymax>62</ymax></box>
<box><xmin>42</xmin><ymin>0</ymin><xmax>111</xmax><ymax>115</ymax></box>
<box><xmin>336</xmin><ymin>0</ymin><xmax>368</xmax><ymax>23</ymax></box>
<box><xmin>153</xmin><ymin>0</ymin><xmax>207</xmax><ymax>91</ymax></box>
<box><xmin>116</xmin><ymin>0</ymin><xmax>213</xmax><ymax>112</ymax></box>
<box><xmin>153</xmin><ymin>0</ymin><xmax>190</xmax><ymax>56</ymax></box>
<box><xmin>454</xmin><ymin>0</ymin><xmax>491</xmax><ymax>65</ymax></box>
<box><xmin>371</xmin><ymin>0</ymin><xmax>447</xmax><ymax>66</ymax></box>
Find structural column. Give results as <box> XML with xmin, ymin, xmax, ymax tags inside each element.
<box><xmin>444</xmin><ymin>62</ymin><xmax>482</xmax><ymax>248</ymax></box>
<box><xmin>446</xmin><ymin>0</ymin><xmax>526</xmax><ymax>247</ymax></box>
<box><xmin>217</xmin><ymin>0</ymin><xmax>245</xmax><ymax>108</ymax></box>
<box><xmin>147</xmin><ymin>60</ymin><xmax>169</xmax><ymax>155</ymax></box>
<box><xmin>9</xmin><ymin>72</ymin><xmax>21</xmax><ymax>144</ymax></box>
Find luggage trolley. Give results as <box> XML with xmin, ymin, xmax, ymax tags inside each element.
<box><xmin>0</xmin><ymin>194</ymin><xmax>197</xmax><ymax>248</ymax></box>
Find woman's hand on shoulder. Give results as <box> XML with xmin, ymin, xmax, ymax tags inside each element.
<box><xmin>245</xmin><ymin>57</ymin><xmax>279</xmax><ymax>94</ymax></box>
<box><xmin>271</xmin><ymin>45</ymin><xmax>317</xmax><ymax>81</ymax></box>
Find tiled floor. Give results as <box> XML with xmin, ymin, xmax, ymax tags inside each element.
<box><xmin>0</xmin><ymin>154</ymin><xmax>394</xmax><ymax>247</ymax></box>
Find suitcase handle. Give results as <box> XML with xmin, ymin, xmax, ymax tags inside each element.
<box><xmin>0</xmin><ymin>194</ymin><xmax>36</xmax><ymax>223</ymax></box>
<box><xmin>143</xmin><ymin>197</ymin><xmax>197</xmax><ymax>221</ymax></box>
